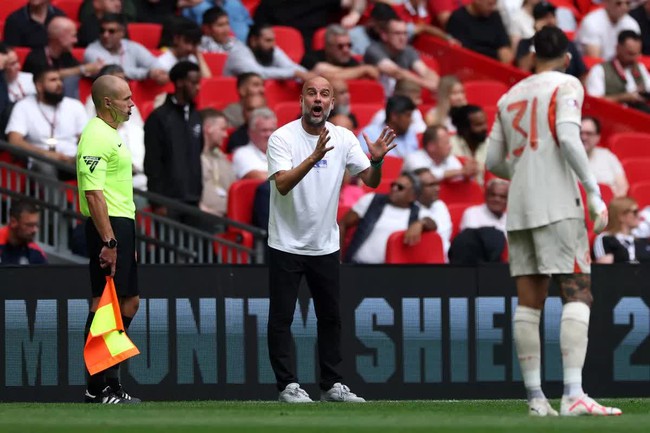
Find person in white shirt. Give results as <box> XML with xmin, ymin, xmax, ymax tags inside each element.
<box><xmin>199</xmin><ymin>5</ymin><xmax>246</xmax><ymax>53</ymax></box>
<box><xmin>2</xmin><ymin>47</ymin><xmax>36</xmax><ymax>103</ymax></box>
<box><xmin>402</xmin><ymin>125</ymin><xmax>477</xmax><ymax>181</ymax></box>
<box><xmin>232</xmin><ymin>107</ymin><xmax>276</xmax><ymax>180</ymax></box>
<box><xmin>156</xmin><ymin>19</ymin><xmax>211</xmax><ymax>78</ymax></box>
<box><xmin>580</xmin><ymin>116</ymin><xmax>628</xmax><ymax>197</ymax></box>
<box><xmin>576</xmin><ymin>0</ymin><xmax>641</xmax><ymax>60</ymax></box>
<box><xmin>460</xmin><ymin>179</ymin><xmax>509</xmax><ymax>233</ymax></box>
<box><xmin>5</xmin><ymin>67</ymin><xmax>87</xmax><ymax>179</ymax></box>
<box><xmin>486</xmin><ymin>26</ymin><xmax>619</xmax><ymax>417</ymax></box>
<box><xmin>266</xmin><ymin>76</ymin><xmax>396</xmax><ymax>403</ymax></box>
<box><xmin>585</xmin><ymin>30</ymin><xmax>650</xmax><ymax>112</ymax></box>
<box><xmin>415</xmin><ymin>169</ymin><xmax>452</xmax><ymax>258</ymax></box>
<box><xmin>367</xmin><ymin>79</ymin><xmax>427</xmax><ymax>135</ymax></box>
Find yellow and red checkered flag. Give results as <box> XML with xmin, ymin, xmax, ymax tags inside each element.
<box><xmin>84</xmin><ymin>277</ymin><xmax>139</xmax><ymax>375</ymax></box>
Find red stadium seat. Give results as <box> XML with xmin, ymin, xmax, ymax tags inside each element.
<box><xmin>463</xmin><ymin>80</ymin><xmax>508</xmax><ymax>107</ymax></box>
<box><xmin>420</xmin><ymin>54</ymin><xmax>440</xmax><ymax>74</ymax></box>
<box><xmin>629</xmin><ymin>181</ymin><xmax>650</xmax><ymax>208</ymax></box>
<box><xmin>582</xmin><ymin>55</ymin><xmax>602</xmax><ymax>71</ymax></box>
<box><xmin>608</xmin><ymin>132</ymin><xmax>650</xmax><ymax>161</ymax></box>
<box><xmin>312</xmin><ymin>27</ymin><xmax>327</xmax><ymax>51</ymax></box>
<box><xmin>438</xmin><ymin>180</ymin><xmax>484</xmax><ymax>206</ymax></box>
<box><xmin>202</xmin><ymin>52</ymin><xmax>228</xmax><ymax>76</ymax></box>
<box><xmin>214</xmin><ymin>231</ymin><xmax>253</xmax><ymax>264</ymax></box>
<box><xmin>52</xmin><ymin>0</ymin><xmax>82</xmax><ymax>22</ymax></box>
<box><xmin>227</xmin><ymin>179</ymin><xmax>264</xmax><ymax>224</ymax></box>
<box><xmin>446</xmin><ymin>202</ymin><xmax>472</xmax><ymax>241</ymax></box>
<box><xmin>640</xmin><ymin>56</ymin><xmax>650</xmax><ymax>70</ymax></box>
<box><xmin>382</xmin><ymin>156</ymin><xmax>404</xmax><ymax>181</ymax></box>
<box><xmin>242</xmin><ymin>0</ymin><xmax>261</xmax><ymax>16</ymax></box>
<box><xmin>274</xmin><ymin>101</ymin><xmax>301</xmax><ymax>126</ymax></box>
<box><xmin>0</xmin><ymin>20</ymin><xmax>4</xmax><ymax>39</ymax></box>
<box><xmin>78</xmin><ymin>77</ymin><xmax>92</xmax><ymax>103</ymax></box>
<box><xmin>272</xmin><ymin>26</ymin><xmax>304</xmax><ymax>64</ymax></box>
<box><xmin>71</xmin><ymin>47</ymin><xmax>85</xmax><ymax>63</ymax></box>
<box><xmin>361</xmin><ymin>178</ymin><xmax>393</xmax><ymax>195</ymax></box>
<box><xmin>622</xmin><ymin>158</ymin><xmax>650</xmax><ymax>185</ymax></box>
<box><xmin>348</xmin><ymin>80</ymin><xmax>385</xmax><ymax>105</ymax></box>
<box><xmin>352</xmin><ymin>103</ymin><xmax>383</xmax><ymax>131</ymax></box>
<box><xmin>139</xmin><ymin>100</ymin><xmax>155</xmax><ymax>120</ymax></box>
<box><xmin>0</xmin><ymin>0</ymin><xmax>27</xmax><ymax>22</ymax></box>
<box><xmin>127</xmin><ymin>23</ymin><xmax>162</xmax><ymax>50</ymax></box>
<box><xmin>131</xmin><ymin>79</ymin><xmax>173</xmax><ymax>105</ymax></box>
<box><xmin>337</xmin><ymin>205</ymin><xmax>351</xmax><ymax>222</ymax></box>
<box><xmin>197</xmin><ymin>76</ymin><xmax>239</xmax><ymax>109</ymax></box>
<box><xmin>385</xmin><ymin>230</ymin><xmax>446</xmax><ymax>264</ymax></box>
<box><xmin>264</xmin><ymin>79</ymin><xmax>301</xmax><ymax>108</ymax></box>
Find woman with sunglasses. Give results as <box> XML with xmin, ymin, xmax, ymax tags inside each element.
<box><xmin>593</xmin><ymin>196</ymin><xmax>650</xmax><ymax>263</ymax></box>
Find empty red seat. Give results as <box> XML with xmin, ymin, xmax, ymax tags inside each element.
<box><xmin>272</xmin><ymin>26</ymin><xmax>304</xmax><ymax>64</ymax></box>
<box><xmin>361</xmin><ymin>179</ymin><xmax>393</xmax><ymax>195</ymax></box>
<box><xmin>214</xmin><ymin>231</ymin><xmax>253</xmax><ymax>264</ymax></box>
<box><xmin>622</xmin><ymin>158</ymin><xmax>650</xmax><ymax>185</ymax></box>
<box><xmin>264</xmin><ymin>79</ymin><xmax>301</xmax><ymax>108</ymax></box>
<box><xmin>0</xmin><ymin>0</ymin><xmax>27</xmax><ymax>22</ymax></box>
<box><xmin>438</xmin><ymin>180</ymin><xmax>484</xmax><ymax>206</ymax></box>
<box><xmin>197</xmin><ymin>76</ymin><xmax>239</xmax><ymax>109</ymax></box>
<box><xmin>348</xmin><ymin>80</ymin><xmax>385</xmax><ymax>105</ymax></box>
<box><xmin>127</xmin><ymin>23</ymin><xmax>162</xmax><ymax>50</ymax></box>
<box><xmin>446</xmin><ymin>202</ymin><xmax>472</xmax><ymax>240</ymax></box>
<box><xmin>463</xmin><ymin>80</ymin><xmax>509</xmax><ymax>107</ymax></box>
<box><xmin>274</xmin><ymin>101</ymin><xmax>301</xmax><ymax>126</ymax></box>
<box><xmin>202</xmin><ymin>52</ymin><xmax>228</xmax><ymax>76</ymax></box>
<box><xmin>312</xmin><ymin>27</ymin><xmax>327</xmax><ymax>51</ymax></box>
<box><xmin>608</xmin><ymin>132</ymin><xmax>650</xmax><ymax>161</ymax></box>
<box><xmin>385</xmin><ymin>230</ymin><xmax>445</xmax><ymax>264</ymax></box>
<box><xmin>227</xmin><ymin>179</ymin><xmax>264</xmax><ymax>224</ymax></box>
<box><xmin>629</xmin><ymin>181</ymin><xmax>650</xmax><ymax>208</ymax></box>
<box><xmin>582</xmin><ymin>55</ymin><xmax>602</xmax><ymax>71</ymax></box>
<box><xmin>352</xmin><ymin>103</ymin><xmax>383</xmax><ymax>131</ymax></box>
<box><xmin>131</xmin><ymin>79</ymin><xmax>173</xmax><ymax>105</ymax></box>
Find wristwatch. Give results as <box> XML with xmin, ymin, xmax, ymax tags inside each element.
<box><xmin>104</xmin><ymin>238</ymin><xmax>118</xmax><ymax>249</ymax></box>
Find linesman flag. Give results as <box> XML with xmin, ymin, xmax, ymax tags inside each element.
<box><xmin>84</xmin><ymin>277</ymin><xmax>139</xmax><ymax>375</ymax></box>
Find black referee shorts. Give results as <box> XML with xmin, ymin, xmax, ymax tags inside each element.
<box><xmin>85</xmin><ymin>217</ymin><xmax>139</xmax><ymax>298</ymax></box>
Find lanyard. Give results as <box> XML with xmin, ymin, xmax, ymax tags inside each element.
<box><xmin>36</xmin><ymin>101</ymin><xmax>58</xmax><ymax>139</ymax></box>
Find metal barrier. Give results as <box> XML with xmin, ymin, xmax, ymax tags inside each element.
<box><xmin>0</xmin><ymin>141</ymin><xmax>267</xmax><ymax>264</ymax></box>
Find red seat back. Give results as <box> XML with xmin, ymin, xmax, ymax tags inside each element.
<box><xmin>127</xmin><ymin>23</ymin><xmax>162</xmax><ymax>50</ymax></box>
<box><xmin>197</xmin><ymin>76</ymin><xmax>239</xmax><ymax>109</ymax></box>
<box><xmin>348</xmin><ymin>80</ymin><xmax>385</xmax><ymax>105</ymax></box>
<box><xmin>264</xmin><ymin>79</ymin><xmax>301</xmax><ymax>108</ymax></box>
<box><xmin>0</xmin><ymin>0</ymin><xmax>27</xmax><ymax>22</ymax></box>
<box><xmin>463</xmin><ymin>80</ymin><xmax>508</xmax><ymax>107</ymax></box>
<box><xmin>214</xmin><ymin>231</ymin><xmax>253</xmax><ymax>264</ymax></box>
<box><xmin>608</xmin><ymin>132</ymin><xmax>650</xmax><ymax>160</ymax></box>
<box><xmin>446</xmin><ymin>202</ymin><xmax>472</xmax><ymax>241</ymax></box>
<box><xmin>438</xmin><ymin>180</ymin><xmax>484</xmax><ymax>206</ymax></box>
<box><xmin>352</xmin><ymin>103</ymin><xmax>383</xmax><ymax>132</ymax></box>
<box><xmin>131</xmin><ymin>79</ymin><xmax>173</xmax><ymax>105</ymax></box>
<box><xmin>622</xmin><ymin>158</ymin><xmax>650</xmax><ymax>185</ymax></box>
<box><xmin>629</xmin><ymin>181</ymin><xmax>650</xmax><ymax>208</ymax></box>
<box><xmin>385</xmin><ymin>230</ymin><xmax>445</xmax><ymax>264</ymax></box>
<box><xmin>227</xmin><ymin>179</ymin><xmax>264</xmax><ymax>224</ymax></box>
<box><xmin>272</xmin><ymin>26</ymin><xmax>304</xmax><ymax>63</ymax></box>
<box><xmin>274</xmin><ymin>101</ymin><xmax>301</xmax><ymax>126</ymax></box>
<box><xmin>202</xmin><ymin>52</ymin><xmax>228</xmax><ymax>76</ymax></box>
<box><xmin>312</xmin><ymin>26</ymin><xmax>327</xmax><ymax>51</ymax></box>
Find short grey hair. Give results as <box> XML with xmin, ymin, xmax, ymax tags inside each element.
<box><xmin>249</xmin><ymin>107</ymin><xmax>277</xmax><ymax>131</ymax></box>
<box><xmin>325</xmin><ymin>24</ymin><xmax>348</xmax><ymax>44</ymax></box>
<box><xmin>486</xmin><ymin>178</ymin><xmax>509</xmax><ymax>192</ymax></box>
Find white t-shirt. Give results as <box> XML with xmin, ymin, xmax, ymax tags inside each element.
<box><xmin>585</xmin><ymin>62</ymin><xmax>650</xmax><ymax>97</ymax></box>
<box><xmin>419</xmin><ymin>199</ymin><xmax>452</xmax><ymax>258</ymax></box>
<box><xmin>5</xmin><ymin>95</ymin><xmax>87</xmax><ymax>157</ymax></box>
<box><xmin>490</xmin><ymin>71</ymin><xmax>585</xmax><ymax>230</ymax></box>
<box><xmin>351</xmin><ymin>193</ymin><xmax>425</xmax><ymax>264</ymax></box>
<box><xmin>232</xmin><ymin>142</ymin><xmax>268</xmax><ymax>179</ymax></box>
<box><xmin>402</xmin><ymin>149</ymin><xmax>463</xmax><ymax>180</ymax></box>
<box><xmin>368</xmin><ymin>108</ymin><xmax>427</xmax><ymax>134</ymax></box>
<box><xmin>156</xmin><ymin>51</ymin><xmax>199</xmax><ymax>72</ymax></box>
<box><xmin>508</xmin><ymin>8</ymin><xmax>535</xmax><ymax>40</ymax></box>
<box><xmin>7</xmin><ymin>71</ymin><xmax>36</xmax><ymax>103</ymax></box>
<box><xmin>267</xmin><ymin>120</ymin><xmax>370</xmax><ymax>255</ymax></box>
<box><xmin>588</xmin><ymin>147</ymin><xmax>625</xmax><ymax>189</ymax></box>
<box><xmin>576</xmin><ymin>8</ymin><xmax>641</xmax><ymax>60</ymax></box>
<box><xmin>460</xmin><ymin>203</ymin><xmax>507</xmax><ymax>233</ymax></box>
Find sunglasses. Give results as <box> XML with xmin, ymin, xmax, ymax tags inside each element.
<box><xmin>616</xmin><ymin>1</ymin><xmax>631</xmax><ymax>6</ymax></box>
<box><xmin>391</xmin><ymin>182</ymin><xmax>408</xmax><ymax>191</ymax></box>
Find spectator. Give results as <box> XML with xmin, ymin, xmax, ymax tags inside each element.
<box><xmin>5</xmin><ymin>67</ymin><xmax>87</xmax><ymax>178</ymax></box>
<box><xmin>357</xmin><ymin>94</ymin><xmax>419</xmax><ymax>158</ymax></box>
<box><xmin>394</xmin><ymin>0</ymin><xmax>461</xmax><ymax>45</ymax></box>
<box><xmin>85</xmin><ymin>14</ymin><xmax>168</xmax><ymax>83</ymax></box>
<box><xmin>585</xmin><ymin>30</ymin><xmax>650</xmax><ymax>113</ymax></box>
<box><xmin>199</xmin><ymin>109</ymin><xmax>236</xmax><ymax>217</ymax></box>
<box><xmin>349</xmin><ymin>2</ymin><xmax>399</xmax><ymax>56</ymax></box>
<box><xmin>368</xmin><ymin>79</ymin><xmax>426</xmax><ymax>135</ymax></box>
<box><xmin>232</xmin><ymin>107</ymin><xmax>276</xmax><ymax>180</ymax></box>
<box><xmin>23</xmin><ymin>17</ymin><xmax>105</xmax><ymax>99</ymax></box>
<box><xmin>506</xmin><ymin>0</ymin><xmax>537</xmax><ymax>50</ymax></box>
<box><xmin>424</xmin><ymin>74</ymin><xmax>467</xmax><ymax>132</ymax></box>
<box><xmin>630</xmin><ymin>0</ymin><xmax>650</xmax><ymax>55</ymax></box>
<box><xmin>301</xmin><ymin>24</ymin><xmax>380</xmax><ymax>81</ymax></box>
<box><xmin>0</xmin><ymin>200</ymin><xmax>47</xmax><ymax>266</ymax></box>
<box><xmin>1</xmin><ymin>45</ymin><xmax>37</xmax><ymax>103</ymax></box>
<box><xmin>199</xmin><ymin>5</ymin><xmax>246</xmax><ymax>53</ymax></box>
<box><xmin>415</xmin><ymin>168</ymin><xmax>452</xmax><ymax>256</ymax></box>
<box><xmin>0</xmin><ymin>51</ymin><xmax>10</xmax><ymax>137</ymax></box>
<box><xmin>219</xmin><ymin>0</ymin><xmax>255</xmax><ymax>42</ymax></box>
<box><xmin>223</xmin><ymin>23</ymin><xmax>313</xmax><ymax>81</ymax></box>
<box><xmin>576</xmin><ymin>0</ymin><xmax>640</xmax><ymax>60</ymax></box>
<box><xmin>2</xmin><ymin>0</ymin><xmax>65</xmax><ymax>50</ymax></box>
<box><xmin>78</xmin><ymin>0</ymin><xmax>137</xmax><ymax>23</ymax></box>
<box><xmin>84</xmin><ymin>65</ymin><xmax>148</xmax><ymax>190</ymax></box>
<box><xmin>144</xmin><ymin>61</ymin><xmax>203</xmax><ymax>218</ymax></box>
<box><xmin>402</xmin><ymin>125</ymin><xmax>476</xmax><ymax>181</ymax></box>
<box><xmin>223</xmin><ymin>72</ymin><xmax>264</xmax><ymax>128</ymax></box>
<box><xmin>77</xmin><ymin>0</ymin><xmax>126</xmax><ymax>48</ymax></box>
<box><xmin>580</xmin><ymin>116</ymin><xmax>629</xmax><ymax>197</ymax></box>
<box><xmin>446</xmin><ymin>0</ymin><xmax>514</xmax><ymax>64</ymax></box>
<box><xmin>516</xmin><ymin>9</ymin><xmax>587</xmax><ymax>80</ymax></box>
<box><xmin>364</xmin><ymin>18</ymin><xmax>439</xmax><ymax>97</ymax></box>
<box><xmin>593</xmin><ymin>196</ymin><xmax>650</xmax><ymax>263</ymax></box>
<box><xmin>328</xmin><ymin>79</ymin><xmax>358</xmax><ymax>129</ymax></box>
<box><xmin>135</xmin><ymin>0</ymin><xmax>179</xmax><ymax>24</ymax></box>
<box><xmin>450</xmin><ymin>104</ymin><xmax>488</xmax><ymax>183</ymax></box>
<box><xmin>156</xmin><ymin>18</ymin><xmax>212</xmax><ymax>78</ymax></box>
<box><xmin>460</xmin><ymin>178</ymin><xmax>509</xmax><ymax>233</ymax></box>
<box><xmin>226</xmin><ymin>93</ymin><xmax>267</xmax><ymax>152</ymax></box>
<box><xmin>329</xmin><ymin>112</ymin><xmax>356</xmax><ymax>131</ymax></box>
<box><xmin>340</xmin><ymin>172</ymin><xmax>436</xmax><ymax>263</ymax></box>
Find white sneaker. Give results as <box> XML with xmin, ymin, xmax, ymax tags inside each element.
<box><xmin>528</xmin><ymin>398</ymin><xmax>559</xmax><ymax>416</ymax></box>
<box><xmin>278</xmin><ymin>383</ymin><xmax>313</xmax><ymax>403</ymax></box>
<box><xmin>560</xmin><ymin>394</ymin><xmax>622</xmax><ymax>416</ymax></box>
<box><xmin>321</xmin><ymin>383</ymin><xmax>366</xmax><ymax>402</ymax></box>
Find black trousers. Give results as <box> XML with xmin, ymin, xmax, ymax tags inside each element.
<box><xmin>267</xmin><ymin>247</ymin><xmax>343</xmax><ymax>391</ymax></box>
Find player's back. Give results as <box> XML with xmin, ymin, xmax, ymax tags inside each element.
<box><xmin>496</xmin><ymin>71</ymin><xmax>584</xmax><ymax>231</ymax></box>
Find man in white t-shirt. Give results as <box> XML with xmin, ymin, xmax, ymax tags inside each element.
<box><xmin>403</xmin><ymin>125</ymin><xmax>477</xmax><ymax>181</ymax></box>
<box><xmin>232</xmin><ymin>107</ymin><xmax>276</xmax><ymax>180</ymax></box>
<box><xmin>5</xmin><ymin>67</ymin><xmax>87</xmax><ymax>179</ymax></box>
<box><xmin>266</xmin><ymin>76</ymin><xmax>396</xmax><ymax>403</ymax></box>
<box><xmin>486</xmin><ymin>27</ymin><xmax>620</xmax><ymax>417</ymax></box>
<box><xmin>460</xmin><ymin>179</ymin><xmax>509</xmax><ymax>233</ymax></box>
<box><xmin>156</xmin><ymin>20</ymin><xmax>211</xmax><ymax>78</ymax></box>
<box><xmin>576</xmin><ymin>0</ymin><xmax>641</xmax><ymax>60</ymax></box>
<box><xmin>415</xmin><ymin>169</ymin><xmax>452</xmax><ymax>257</ymax></box>
<box><xmin>581</xmin><ymin>116</ymin><xmax>628</xmax><ymax>197</ymax></box>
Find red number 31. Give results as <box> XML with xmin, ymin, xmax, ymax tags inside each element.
<box><xmin>507</xmin><ymin>97</ymin><xmax>538</xmax><ymax>157</ymax></box>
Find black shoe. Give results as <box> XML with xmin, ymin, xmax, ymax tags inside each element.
<box><xmin>84</xmin><ymin>386</ymin><xmax>134</xmax><ymax>404</ymax></box>
<box><xmin>110</xmin><ymin>384</ymin><xmax>141</xmax><ymax>403</ymax></box>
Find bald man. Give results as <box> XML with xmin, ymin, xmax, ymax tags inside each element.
<box><xmin>266</xmin><ymin>76</ymin><xmax>397</xmax><ymax>403</ymax></box>
<box><xmin>23</xmin><ymin>16</ymin><xmax>104</xmax><ymax>98</ymax></box>
<box><xmin>77</xmin><ymin>75</ymin><xmax>140</xmax><ymax>404</ymax></box>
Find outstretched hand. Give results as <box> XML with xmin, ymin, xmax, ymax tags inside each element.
<box><xmin>363</xmin><ymin>127</ymin><xmax>397</xmax><ymax>162</ymax></box>
<box><xmin>311</xmin><ymin>128</ymin><xmax>334</xmax><ymax>162</ymax></box>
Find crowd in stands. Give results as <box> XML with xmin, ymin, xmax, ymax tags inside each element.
<box><xmin>2</xmin><ymin>0</ymin><xmax>650</xmax><ymax>266</ymax></box>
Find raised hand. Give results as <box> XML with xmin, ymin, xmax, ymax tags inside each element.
<box><xmin>363</xmin><ymin>126</ymin><xmax>397</xmax><ymax>162</ymax></box>
<box><xmin>311</xmin><ymin>128</ymin><xmax>334</xmax><ymax>162</ymax></box>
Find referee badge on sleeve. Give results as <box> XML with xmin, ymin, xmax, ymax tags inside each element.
<box><xmin>83</xmin><ymin>156</ymin><xmax>101</xmax><ymax>173</ymax></box>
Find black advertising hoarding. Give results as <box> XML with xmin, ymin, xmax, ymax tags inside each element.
<box><xmin>0</xmin><ymin>264</ymin><xmax>648</xmax><ymax>402</ymax></box>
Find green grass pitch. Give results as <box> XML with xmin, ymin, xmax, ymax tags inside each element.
<box><xmin>0</xmin><ymin>399</ymin><xmax>647</xmax><ymax>433</ymax></box>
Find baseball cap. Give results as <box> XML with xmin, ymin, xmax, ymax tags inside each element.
<box><xmin>533</xmin><ymin>2</ymin><xmax>557</xmax><ymax>20</ymax></box>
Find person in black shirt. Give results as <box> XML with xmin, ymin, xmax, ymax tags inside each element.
<box><xmin>2</xmin><ymin>0</ymin><xmax>66</xmax><ymax>49</ymax></box>
<box><xmin>0</xmin><ymin>200</ymin><xmax>47</xmax><ymax>266</ymax></box>
<box><xmin>630</xmin><ymin>1</ymin><xmax>650</xmax><ymax>56</ymax></box>
<box><xmin>77</xmin><ymin>0</ymin><xmax>126</xmax><ymax>48</ymax></box>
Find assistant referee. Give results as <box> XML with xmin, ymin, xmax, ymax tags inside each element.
<box><xmin>76</xmin><ymin>75</ymin><xmax>140</xmax><ymax>404</ymax></box>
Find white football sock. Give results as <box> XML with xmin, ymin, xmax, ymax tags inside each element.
<box><xmin>513</xmin><ymin>306</ymin><xmax>544</xmax><ymax>400</ymax></box>
<box><xmin>560</xmin><ymin>301</ymin><xmax>590</xmax><ymax>398</ymax></box>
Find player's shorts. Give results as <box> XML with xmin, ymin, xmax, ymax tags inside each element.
<box><xmin>86</xmin><ymin>217</ymin><xmax>139</xmax><ymax>298</ymax></box>
<box><xmin>507</xmin><ymin>218</ymin><xmax>590</xmax><ymax>277</ymax></box>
